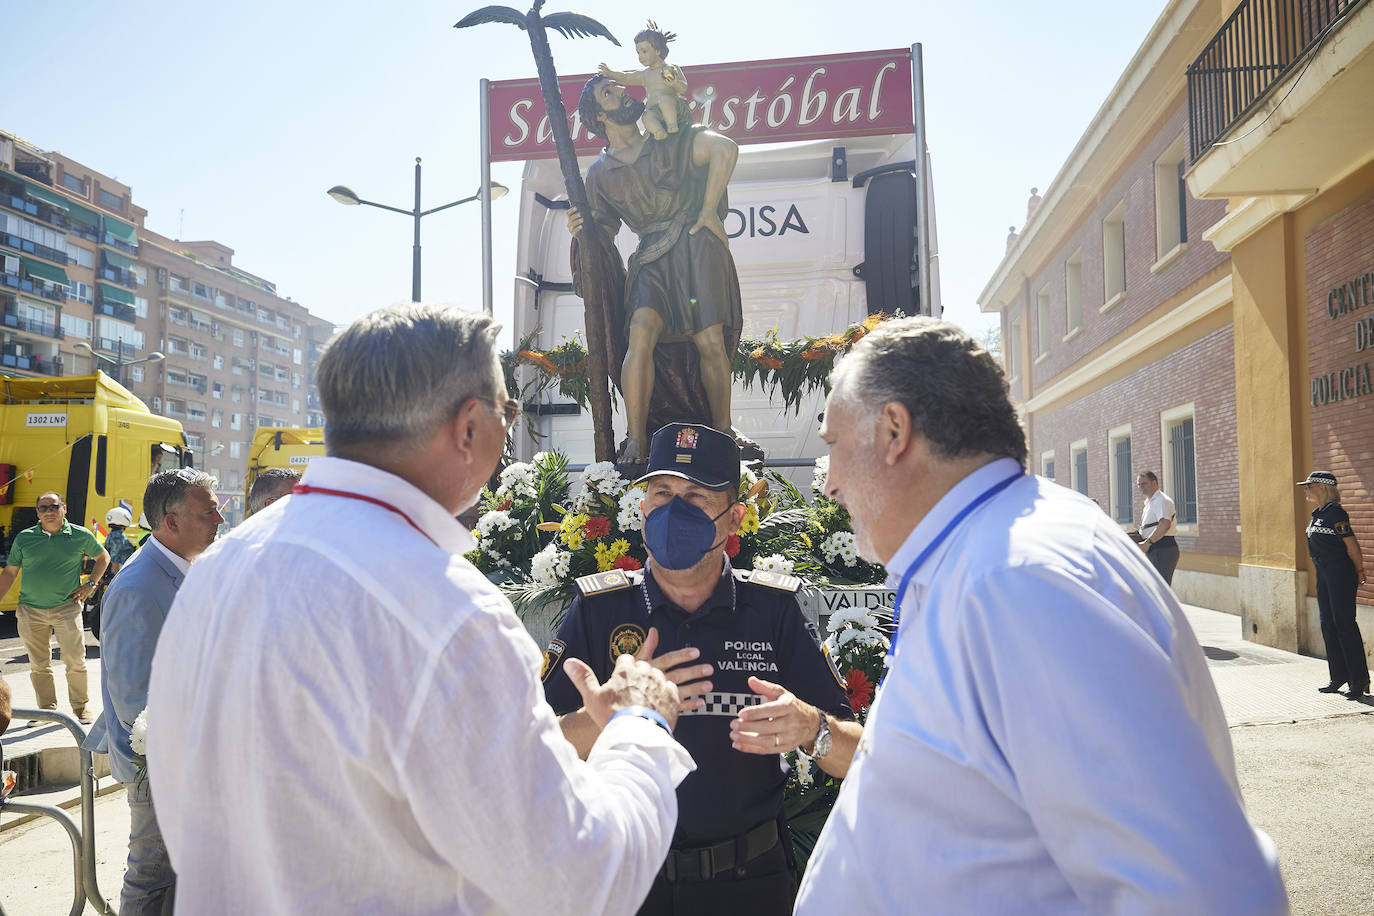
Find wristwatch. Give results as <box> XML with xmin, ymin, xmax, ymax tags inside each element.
<box><xmin>809</xmin><ymin>712</ymin><xmax>833</xmax><ymax>762</ymax></box>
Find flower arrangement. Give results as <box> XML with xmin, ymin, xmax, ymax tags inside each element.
<box><xmin>783</xmin><ymin>602</ymin><xmax>891</xmax><ymax>869</ymax></box>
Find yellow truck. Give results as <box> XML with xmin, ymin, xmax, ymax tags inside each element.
<box><xmin>0</xmin><ymin>371</ymin><xmax>191</xmax><ymax>615</ymax></box>
<box><xmin>244</xmin><ymin>426</ymin><xmax>325</xmax><ymax>510</ymax></box>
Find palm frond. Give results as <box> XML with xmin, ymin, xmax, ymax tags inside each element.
<box><xmin>542</xmin><ymin>12</ymin><xmax>619</xmax><ymax>44</ymax></box>
<box><xmin>757</xmin><ymin>507</ymin><xmax>811</xmax><ymax>535</ymax></box>
<box><xmin>454</xmin><ymin>6</ymin><xmax>527</xmax><ymax>29</ymax></box>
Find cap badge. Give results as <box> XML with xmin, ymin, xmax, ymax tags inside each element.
<box><xmin>676</xmin><ymin>428</ymin><xmax>700</xmax><ymax>449</ymax></box>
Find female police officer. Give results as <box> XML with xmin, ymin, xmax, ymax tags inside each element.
<box><xmin>1299</xmin><ymin>471</ymin><xmax>1368</xmax><ymax>698</ymax></box>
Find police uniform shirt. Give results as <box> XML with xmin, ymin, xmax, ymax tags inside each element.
<box><xmin>543</xmin><ymin>560</ymin><xmax>853</xmax><ymax>846</ymax></box>
<box><xmin>1307</xmin><ymin>502</ymin><xmax>1355</xmax><ymax>563</ymax></box>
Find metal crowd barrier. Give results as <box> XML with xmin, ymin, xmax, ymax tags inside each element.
<box><xmin>1</xmin><ymin>707</ymin><xmax>116</xmax><ymax>915</ymax></box>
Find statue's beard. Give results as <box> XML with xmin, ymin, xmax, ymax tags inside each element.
<box><xmin>603</xmin><ymin>95</ymin><xmax>646</xmax><ymax>127</ymax></box>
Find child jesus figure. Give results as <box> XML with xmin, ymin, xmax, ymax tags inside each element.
<box><xmin>597</xmin><ymin>21</ymin><xmax>687</xmax><ymax>140</ymax></box>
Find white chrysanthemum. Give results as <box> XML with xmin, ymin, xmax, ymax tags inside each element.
<box><xmin>130</xmin><ymin>709</ymin><xmax>148</xmax><ymax>757</ymax></box>
<box><xmin>617</xmin><ymin>485</ymin><xmax>646</xmax><ymax>532</ymax></box>
<box><xmin>820</xmin><ymin>531</ymin><xmax>858</xmax><ymax>567</ymax></box>
<box><xmin>794</xmin><ymin>751</ymin><xmax>814</xmax><ymax>787</ymax></box>
<box><xmin>753</xmin><ymin>554</ymin><xmax>794</xmax><ymax>576</ymax></box>
<box><xmin>826</xmin><ymin>606</ymin><xmax>881</xmax><ymax>634</ymax></box>
<box><xmin>495</xmin><ymin>462</ymin><xmax>539</xmax><ymax>502</ymax></box>
<box><xmin>571</xmin><ymin>461</ymin><xmax>629</xmax><ymax>511</ymax></box>
<box><xmin>811</xmin><ymin>456</ymin><xmax>830</xmax><ymax>495</ymax></box>
<box><xmin>531</xmin><ymin>542</ymin><xmax>571</xmax><ymax>588</ymax></box>
<box><xmin>474</xmin><ymin>509</ymin><xmax>517</xmax><ymax>539</ymax></box>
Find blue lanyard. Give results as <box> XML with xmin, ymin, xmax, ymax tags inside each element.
<box><xmin>887</xmin><ymin>469</ymin><xmax>1025</xmax><ymax>660</ymax></box>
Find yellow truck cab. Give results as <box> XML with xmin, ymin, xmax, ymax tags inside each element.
<box><xmin>0</xmin><ymin>371</ymin><xmax>192</xmax><ymax>614</ymax></box>
<box><xmin>244</xmin><ymin>427</ymin><xmax>324</xmax><ymax>510</ymax></box>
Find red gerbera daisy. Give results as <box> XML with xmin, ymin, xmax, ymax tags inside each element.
<box><xmin>725</xmin><ymin>535</ymin><xmax>741</xmax><ymax>557</ymax></box>
<box><xmin>844</xmin><ymin>669</ymin><xmax>874</xmax><ymax>710</ymax></box>
<box><xmin>583</xmin><ymin>516</ymin><xmax>611</xmax><ymax>539</ymax></box>
<box><xmin>612</xmin><ymin>555</ymin><xmax>642</xmax><ymax>571</ymax></box>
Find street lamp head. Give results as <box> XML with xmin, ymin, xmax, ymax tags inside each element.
<box><xmin>74</xmin><ymin>341</ymin><xmax>94</xmax><ymax>354</ymax></box>
<box><xmin>487</xmin><ymin>181</ymin><xmax>510</xmax><ymax>202</ymax></box>
<box><xmin>147</xmin><ymin>352</ymin><xmax>165</xmax><ymax>363</ymax></box>
<box><xmin>327</xmin><ymin>185</ymin><xmax>361</xmax><ymax>206</ymax></box>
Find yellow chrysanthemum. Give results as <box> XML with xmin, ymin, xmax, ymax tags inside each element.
<box><xmin>739</xmin><ymin>503</ymin><xmax>761</xmax><ymax>535</ymax></box>
<box><xmin>559</xmin><ymin>512</ymin><xmax>590</xmax><ymax>549</ymax></box>
<box><xmin>594</xmin><ymin>538</ymin><xmax>631</xmax><ymax>572</ymax></box>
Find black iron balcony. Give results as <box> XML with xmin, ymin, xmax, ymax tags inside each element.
<box><xmin>95</xmin><ymin>338</ymin><xmax>139</xmax><ymax>358</ymax></box>
<box><xmin>1</xmin><ymin>351</ymin><xmax>63</xmax><ymax>375</ymax></box>
<box><xmin>3</xmin><ymin>309</ymin><xmax>64</xmax><ymax>340</ymax></box>
<box><xmin>1187</xmin><ymin>0</ymin><xmax>1364</xmax><ymax>161</ymax></box>
<box><xmin>97</xmin><ymin>299</ymin><xmax>138</xmax><ymax>323</ymax></box>
<box><xmin>0</xmin><ymin>231</ymin><xmax>70</xmax><ymax>267</ymax></box>
<box><xmin>101</xmin><ymin>233</ymin><xmax>137</xmax><ymax>256</ymax></box>
<box><xmin>99</xmin><ymin>266</ymin><xmax>138</xmax><ymax>288</ymax></box>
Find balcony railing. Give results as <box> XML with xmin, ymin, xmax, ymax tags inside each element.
<box><xmin>99</xmin><ymin>266</ymin><xmax>138</xmax><ymax>288</ymax></box>
<box><xmin>97</xmin><ymin>299</ymin><xmax>138</xmax><ymax>323</ymax></box>
<box><xmin>3</xmin><ymin>310</ymin><xmax>64</xmax><ymax>339</ymax></box>
<box><xmin>0</xmin><ymin>231</ymin><xmax>70</xmax><ymax>267</ymax></box>
<box><xmin>96</xmin><ymin>338</ymin><xmax>140</xmax><ymax>358</ymax></box>
<box><xmin>1</xmin><ymin>352</ymin><xmax>63</xmax><ymax>375</ymax></box>
<box><xmin>1187</xmin><ymin>0</ymin><xmax>1364</xmax><ymax>161</ymax></box>
<box><xmin>101</xmin><ymin>233</ymin><xmax>137</xmax><ymax>255</ymax></box>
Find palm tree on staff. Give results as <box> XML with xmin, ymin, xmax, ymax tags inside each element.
<box><xmin>455</xmin><ymin>1</ymin><xmax>621</xmax><ymax>462</ymax></box>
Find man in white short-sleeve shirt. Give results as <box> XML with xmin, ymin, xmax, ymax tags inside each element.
<box><xmin>1137</xmin><ymin>469</ymin><xmax>1180</xmax><ymax>585</ymax></box>
<box><xmin>148</xmin><ymin>304</ymin><xmax>694</xmax><ymax>915</ymax></box>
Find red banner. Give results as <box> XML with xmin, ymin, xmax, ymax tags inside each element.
<box><xmin>486</xmin><ymin>48</ymin><xmax>913</xmax><ymax>162</ymax></box>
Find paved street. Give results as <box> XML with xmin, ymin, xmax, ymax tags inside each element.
<box><xmin>1</xmin><ymin>606</ymin><xmax>1372</xmax><ymax>913</ymax></box>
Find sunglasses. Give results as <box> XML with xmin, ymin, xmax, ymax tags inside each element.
<box><xmin>495</xmin><ymin>397</ymin><xmax>520</xmax><ymax>431</ymax></box>
<box><xmin>37</xmin><ymin>503</ymin><xmax>63</xmax><ymax>512</ymax></box>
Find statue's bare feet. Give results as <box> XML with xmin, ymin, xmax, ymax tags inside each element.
<box><xmin>618</xmin><ymin>438</ymin><xmax>646</xmax><ymax>464</ymax></box>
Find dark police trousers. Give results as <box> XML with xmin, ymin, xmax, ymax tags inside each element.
<box><xmin>638</xmin><ymin>821</ymin><xmax>795</xmax><ymax>916</ymax></box>
<box><xmin>1146</xmin><ymin>536</ymin><xmax>1179</xmax><ymax>586</ymax></box>
<box><xmin>1315</xmin><ymin>558</ymin><xmax>1368</xmax><ymax>691</ymax></box>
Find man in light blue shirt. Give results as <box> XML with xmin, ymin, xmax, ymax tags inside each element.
<box><xmin>799</xmin><ymin>318</ymin><xmax>1287</xmax><ymax>914</ymax></box>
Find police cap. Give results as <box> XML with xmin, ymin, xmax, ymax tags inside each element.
<box><xmin>635</xmin><ymin>423</ymin><xmax>739</xmax><ymax>492</ymax></box>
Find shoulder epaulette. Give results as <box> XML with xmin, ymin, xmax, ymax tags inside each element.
<box><xmin>735</xmin><ymin>568</ymin><xmax>803</xmax><ymax>593</ymax></box>
<box><xmin>574</xmin><ymin>569</ymin><xmax>639</xmax><ymax>597</ymax></box>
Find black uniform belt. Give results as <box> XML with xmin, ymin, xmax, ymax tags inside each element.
<box><xmin>1147</xmin><ymin>536</ymin><xmax>1177</xmax><ymax>550</ymax></box>
<box><xmin>661</xmin><ymin>820</ymin><xmax>779</xmax><ymax>883</ymax></box>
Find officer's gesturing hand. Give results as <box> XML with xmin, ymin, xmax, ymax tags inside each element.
<box><xmin>730</xmin><ymin>676</ymin><xmax>820</xmax><ymax>755</ymax></box>
<box><xmin>635</xmin><ymin>627</ymin><xmax>714</xmax><ymax>713</ymax></box>
<box><xmin>564</xmin><ymin>653</ymin><xmax>681</xmax><ymax>731</ymax></box>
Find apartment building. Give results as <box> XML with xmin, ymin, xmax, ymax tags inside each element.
<box><xmin>979</xmin><ymin>0</ymin><xmax>1374</xmax><ymax>659</ymax></box>
<box><xmin>0</xmin><ymin>129</ymin><xmax>334</xmax><ymax>525</ymax></box>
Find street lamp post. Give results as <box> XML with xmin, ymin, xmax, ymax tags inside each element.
<box><xmin>73</xmin><ymin>340</ymin><xmax>164</xmax><ymax>385</ymax></box>
<box><xmin>328</xmin><ymin>160</ymin><xmax>507</xmax><ymax>306</ymax></box>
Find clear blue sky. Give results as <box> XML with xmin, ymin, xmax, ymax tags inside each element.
<box><xmin>3</xmin><ymin>1</ymin><xmax>1165</xmax><ymax>346</ymax></box>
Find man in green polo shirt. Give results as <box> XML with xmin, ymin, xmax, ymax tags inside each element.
<box><xmin>0</xmin><ymin>491</ymin><xmax>109</xmax><ymax>724</ymax></box>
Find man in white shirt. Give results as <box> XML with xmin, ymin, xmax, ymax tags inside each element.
<box><xmin>1137</xmin><ymin>470</ymin><xmax>1180</xmax><ymax>585</ymax></box>
<box><xmin>147</xmin><ymin>304</ymin><xmax>693</xmax><ymax>915</ymax></box>
<box><xmin>798</xmin><ymin>317</ymin><xmax>1287</xmax><ymax>914</ymax></box>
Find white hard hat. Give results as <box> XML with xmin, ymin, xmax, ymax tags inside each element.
<box><xmin>137</xmin><ymin>513</ymin><xmax>151</xmax><ymax>530</ymax></box>
<box><xmin>105</xmin><ymin>507</ymin><xmax>133</xmax><ymax>527</ymax></box>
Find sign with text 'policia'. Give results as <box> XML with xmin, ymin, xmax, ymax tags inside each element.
<box><xmin>1310</xmin><ymin>267</ymin><xmax>1374</xmax><ymax>407</ymax></box>
<box><xmin>486</xmin><ymin>49</ymin><xmax>914</xmax><ymax>162</ymax></box>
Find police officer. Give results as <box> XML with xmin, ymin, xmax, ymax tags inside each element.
<box><xmin>1299</xmin><ymin>471</ymin><xmax>1368</xmax><ymax>698</ymax></box>
<box><xmin>543</xmin><ymin>423</ymin><xmax>862</xmax><ymax>915</ymax></box>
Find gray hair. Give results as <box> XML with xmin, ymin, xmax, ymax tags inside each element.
<box><xmin>144</xmin><ymin>468</ymin><xmax>218</xmax><ymax>531</ymax></box>
<box><xmin>317</xmin><ymin>304</ymin><xmax>501</xmax><ymax>453</ymax></box>
<box><xmin>247</xmin><ymin>467</ymin><xmax>301</xmax><ymax>516</ymax></box>
<box><xmin>830</xmin><ymin>316</ymin><xmax>1028</xmax><ymax>464</ymax></box>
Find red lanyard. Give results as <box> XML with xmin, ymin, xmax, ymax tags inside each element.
<box><xmin>291</xmin><ymin>483</ymin><xmax>435</xmax><ymax>545</ymax></box>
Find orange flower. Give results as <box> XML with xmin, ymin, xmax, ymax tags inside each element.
<box><xmin>799</xmin><ymin>345</ymin><xmax>832</xmax><ymax>361</ymax></box>
<box><xmin>518</xmin><ymin>350</ymin><xmax>559</xmax><ymax>374</ymax></box>
<box><xmin>612</xmin><ymin>555</ymin><xmax>642</xmax><ymax>571</ymax></box>
<box><xmin>750</xmin><ymin>348</ymin><xmax>784</xmax><ymax>370</ymax></box>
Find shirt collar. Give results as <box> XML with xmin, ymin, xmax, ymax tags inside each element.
<box><xmin>145</xmin><ymin>532</ymin><xmax>193</xmax><ymax>576</ymax></box>
<box><xmin>884</xmin><ymin>456</ymin><xmax>1026</xmax><ymax>591</ymax></box>
<box><xmin>38</xmin><ymin>521</ymin><xmax>74</xmax><ymax>538</ymax></box>
<box><xmin>643</xmin><ymin>556</ymin><xmax>736</xmax><ymax>617</ymax></box>
<box><xmin>298</xmin><ymin>457</ymin><xmax>476</xmax><ymax>556</ymax></box>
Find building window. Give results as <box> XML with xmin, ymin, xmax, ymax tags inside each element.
<box><xmin>1036</xmin><ymin>286</ymin><xmax>1052</xmax><ymax>359</ymax></box>
<box><xmin>1108</xmin><ymin>426</ymin><xmax>1133</xmax><ymax>525</ymax></box>
<box><xmin>229</xmin><ymin>441</ymin><xmax>241</xmax><ymax>459</ymax></box>
<box><xmin>65</xmin><ymin>243</ymin><xmax>94</xmax><ymax>269</ymax></box>
<box><xmin>1040</xmin><ymin>450</ymin><xmax>1055</xmax><ymax>481</ymax></box>
<box><xmin>1065</xmin><ymin>249</ymin><xmax>1082</xmax><ymax>335</ymax></box>
<box><xmin>1071</xmin><ymin>440</ymin><xmax>1089</xmax><ymax>497</ymax></box>
<box><xmin>65</xmin><ymin>281</ymin><xmax>94</xmax><ymax>304</ymax></box>
<box><xmin>1161</xmin><ymin>405</ymin><xmax>1199</xmax><ymax>526</ymax></box>
<box><xmin>60</xmin><ymin>314</ymin><xmax>93</xmax><ymax>340</ymax></box>
<box><xmin>230</xmin><ymin>412</ymin><xmax>242</xmax><ymax>430</ymax></box>
<box><xmin>1006</xmin><ymin>316</ymin><xmax>1022</xmax><ymax>380</ymax></box>
<box><xmin>233</xmin><ymin>328</ymin><xmax>244</xmax><ymax>348</ymax></box>
<box><xmin>129</xmin><ymin>365</ymin><xmax>144</xmax><ymax>383</ymax></box>
<box><xmin>1154</xmin><ymin>136</ymin><xmax>1188</xmax><ymax>263</ymax></box>
<box><xmin>212</xmin><ymin>409</ymin><xmax>223</xmax><ymax>428</ymax></box>
<box><xmin>1102</xmin><ymin>201</ymin><xmax>1126</xmax><ymax>306</ymax></box>
<box><xmin>62</xmin><ymin>173</ymin><xmax>87</xmax><ymax>195</ymax></box>
<box><xmin>292</xmin><ymin>348</ymin><xmax>302</xmax><ymax>366</ymax></box>
<box><xmin>98</xmin><ymin>188</ymin><xmax>124</xmax><ymax>213</ymax></box>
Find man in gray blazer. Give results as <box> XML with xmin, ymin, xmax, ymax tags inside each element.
<box><xmin>85</xmin><ymin>468</ymin><xmax>223</xmax><ymax>916</ymax></box>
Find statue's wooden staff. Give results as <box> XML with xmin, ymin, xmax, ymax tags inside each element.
<box><xmin>455</xmin><ymin>1</ymin><xmax>620</xmax><ymax>461</ymax></box>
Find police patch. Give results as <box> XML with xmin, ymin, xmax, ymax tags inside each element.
<box><xmin>676</xmin><ymin>427</ymin><xmax>700</xmax><ymax>449</ymax></box>
<box><xmin>609</xmin><ymin>623</ymin><xmax>646</xmax><ymax>661</ymax></box>
<box><xmin>1336</xmin><ymin>520</ymin><xmax>1352</xmax><ymax>536</ymax></box>
<box><xmin>541</xmin><ymin>639</ymin><xmax>566</xmax><ymax>682</ymax></box>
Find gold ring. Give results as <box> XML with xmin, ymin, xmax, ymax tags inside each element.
<box><xmin>774</xmin><ymin>736</ymin><xmax>779</xmax><ymax>748</ymax></box>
